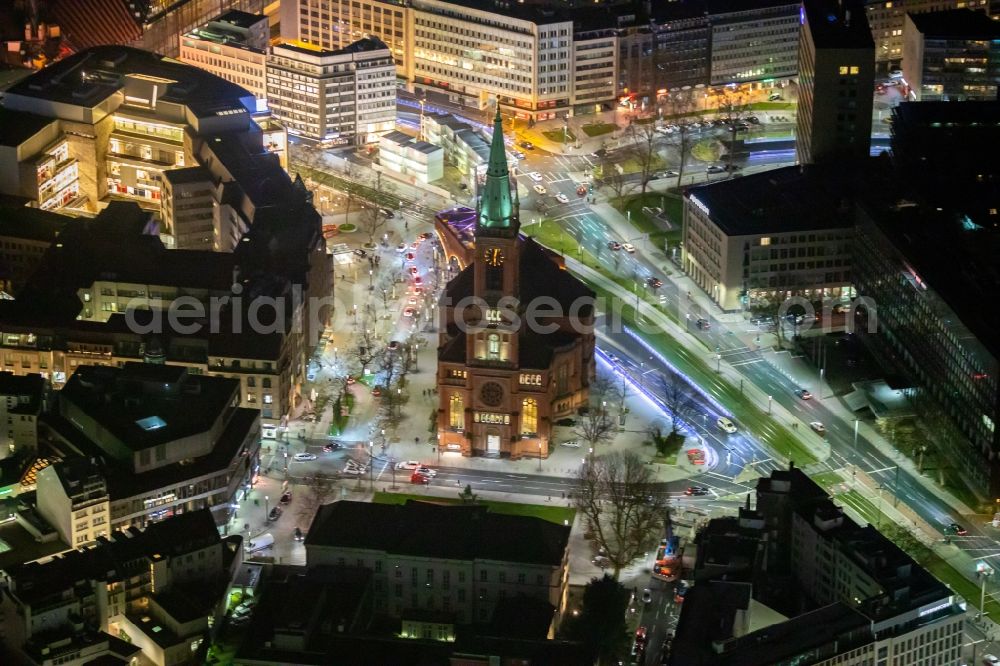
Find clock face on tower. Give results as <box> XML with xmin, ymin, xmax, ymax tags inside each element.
<box><xmin>483</xmin><ymin>247</ymin><xmax>505</xmax><ymax>267</ymax></box>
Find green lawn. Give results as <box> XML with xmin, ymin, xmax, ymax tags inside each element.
<box><xmin>749</xmin><ymin>101</ymin><xmax>796</xmax><ymax>111</ymax></box>
<box><xmin>810</xmin><ymin>471</ymin><xmax>844</xmax><ymax>491</ymax></box>
<box><xmin>691</xmin><ymin>139</ymin><xmax>722</xmax><ymax>162</ymax></box>
<box><xmin>522</xmin><ymin>220</ymin><xmax>579</xmax><ymax>256</ymax></box>
<box><xmin>581</xmin><ymin>122</ymin><xmax>619</xmax><ymax>137</ymax></box>
<box><xmin>543</xmin><ymin>128</ymin><xmax>576</xmax><ymax>143</ymax></box>
<box><xmin>635</xmin><ymin>117</ymin><xmax>656</xmax><ymax>125</ymax></box>
<box><xmin>373</xmin><ymin>492</ymin><xmax>575</xmax><ymax>525</ymax></box>
<box><xmin>291</xmin><ymin>162</ymin><xmax>400</xmax><ymax>210</ymax></box>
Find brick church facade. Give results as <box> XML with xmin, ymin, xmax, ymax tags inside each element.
<box><xmin>435</xmin><ymin>110</ymin><xmax>595</xmax><ymax>459</ymax></box>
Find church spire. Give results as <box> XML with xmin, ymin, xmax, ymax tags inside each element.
<box><xmin>478</xmin><ymin>104</ymin><xmax>517</xmax><ymax>231</ymax></box>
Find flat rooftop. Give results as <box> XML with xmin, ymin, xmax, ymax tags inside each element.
<box><xmin>804</xmin><ymin>0</ymin><xmax>874</xmax><ymax>50</ymax></box>
<box><xmin>60</xmin><ymin>363</ymin><xmax>237</xmax><ymax>452</ymax></box>
<box><xmin>909</xmin><ymin>8</ymin><xmax>1000</xmax><ymax>38</ymax></box>
<box><xmin>687</xmin><ymin>164</ymin><xmax>857</xmax><ymax>236</ymax></box>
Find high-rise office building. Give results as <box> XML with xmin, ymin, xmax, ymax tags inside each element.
<box><xmin>797</xmin><ymin>0</ymin><xmax>875</xmax><ymax>165</ymax></box>
<box><xmin>902</xmin><ymin>9</ymin><xmax>1000</xmax><ymax>101</ymax></box>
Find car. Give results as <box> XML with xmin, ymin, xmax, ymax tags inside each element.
<box><xmin>768</xmin><ymin>92</ymin><xmax>783</xmax><ymax>101</ymax></box>
<box><xmin>409</xmin><ymin>266</ymin><xmax>419</xmax><ymax>275</ymax></box>
<box><xmin>686</xmin><ymin>449</ymin><xmax>706</xmax><ymax>465</ymax></box>
<box><xmin>665</xmin><ymin>169</ymin><xmax>679</xmax><ymax>177</ymax></box>
<box><xmin>641</xmin><ymin>588</ymin><xmax>653</xmax><ymax>604</ymax></box>
<box><xmin>695</xmin><ymin>318</ymin><xmax>710</xmax><ymax>330</ymax></box>
<box><xmin>810</xmin><ymin>422</ymin><xmax>826</xmax><ymax>435</ymax></box>
<box><xmin>403</xmin><ymin>307</ymin><xmax>415</xmax><ymax>318</ymax></box>
<box><xmin>408</xmin><ymin>296</ymin><xmax>418</xmax><ymax>306</ymax></box>
<box><xmin>519</xmin><ymin>140</ymin><xmax>534</xmax><ymax>150</ymax></box>
<box><xmin>528</xmin><ymin>171</ymin><xmax>543</xmax><ymax>182</ymax></box>
<box><xmin>592</xmin><ymin>554</ymin><xmax>610</xmax><ymax>568</ymax></box>
<box><xmin>306</xmin><ymin>368</ymin><xmax>318</xmax><ymax>382</ymax></box>
<box><xmin>794</xmin><ymin>388</ymin><xmax>813</xmax><ymax>400</ymax></box>
<box><xmin>884</xmin><ymin>78</ymin><xmax>900</xmax><ymax>86</ymax></box>
<box><xmin>533</xmin><ymin>184</ymin><xmax>547</xmax><ymax>195</ymax></box>
<box><xmin>646</xmin><ymin>277</ymin><xmax>663</xmax><ymax>289</ymax></box>
<box><xmin>293</xmin><ymin>453</ymin><xmax>317</xmax><ymax>462</ymax></box>
<box><xmin>405</xmin><ymin>252</ymin><xmax>416</xmax><ymax>261</ymax></box>
<box><xmin>746</xmin><ymin>116</ymin><xmax>760</xmax><ymax>124</ymax></box>
<box><xmin>372</xmin><ymin>386</ymin><xmax>382</xmax><ymax>397</ymax></box>
<box><xmin>387</xmin><ymin>340</ymin><xmax>400</xmax><ymax>351</ymax></box>
<box><xmin>293</xmin><ymin>527</ymin><xmax>304</xmax><ymax>541</ymax></box>
<box><xmin>607</xmin><ymin>241</ymin><xmax>621</xmax><ymax>251</ymax></box>
<box><xmin>353</xmin><ymin>248</ymin><xmax>367</xmax><ymax>257</ymax></box>
<box><xmin>982</xmin><ymin>654</ymin><xmax>999</xmax><ymax>666</ymax></box>
<box><xmin>396</xmin><ymin>243</ymin><xmax>407</xmax><ymax>253</ymax></box>
<box><xmin>380</xmin><ymin>208</ymin><xmax>395</xmax><ymax>218</ymax></box>
<box><xmin>685</xmin><ymin>486</ymin><xmax>710</xmax><ymax>496</ymax></box>
<box><xmin>268</xmin><ymin>506</ymin><xmax>282</xmax><ymax>521</ymax></box>
<box><xmin>419</xmin><ymin>232</ymin><xmax>433</xmax><ymax>241</ymax></box>
<box><xmin>576</xmin><ymin>184</ymin><xmax>587</xmax><ymax>196</ymax></box>
<box><xmin>889</xmin><ymin>68</ymin><xmax>903</xmax><ymax>79</ymax></box>
<box><xmin>343</xmin><ymin>465</ymin><xmax>365</xmax><ymax>475</ymax></box>
<box><xmin>323</xmin><ymin>442</ymin><xmax>340</xmax><ymax>452</ymax></box>
<box><xmin>412</xmin><ymin>286</ymin><xmax>423</xmax><ymax>295</ymax></box>
<box><xmin>396</xmin><ymin>460</ymin><xmax>421</xmax><ymax>470</ymax></box>
<box><xmin>635</xmin><ymin>626</ymin><xmax>648</xmax><ymax>645</ymax></box>
<box><xmin>416</xmin><ymin>465</ymin><xmax>437</xmax><ymax>477</ymax></box>
<box><xmin>947</xmin><ymin>522</ymin><xmax>968</xmax><ymax>536</ymax></box>
<box><xmin>717</xmin><ymin>417</ymin><xmax>737</xmax><ymax>434</ymax></box>
<box><xmin>622</xmin><ymin>243</ymin><xmax>636</xmax><ymax>253</ymax></box>
<box><xmin>410</xmin><ymin>472</ymin><xmax>431</xmax><ymax>484</ymax></box>
<box><xmin>707</xmin><ymin>165</ymin><xmax>725</xmax><ymax>174</ymax></box>
<box><xmin>555</xmin><ymin>193</ymin><xmax>569</xmax><ymax>204</ymax></box>
<box><xmin>414</xmin><ymin>276</ymin><xmax>423</xmax><ymax>286</ymax></box>
<box><xmin>512</xmin><ymin>150</ymin><xmax>526</xmax><ymax>160</ymax></box>
<box><xmin>279</xmin><ymin>491</ymin><xmax>292</xmax><ymax>504</ymax></box>
<box><xmin>560</xmin><ymin>440</ymin><xmax>581</xmax><ymax>448</ymax></box>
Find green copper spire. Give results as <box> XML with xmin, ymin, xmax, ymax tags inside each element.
<box><xmin>478</xmin><ymin>105</ymin><xmax>517</xmax><ymax>230</ymax></box>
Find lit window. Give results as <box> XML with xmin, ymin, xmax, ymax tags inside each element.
<box><xmin>487</xmin><ymin>334</ymin><xmax>500</xmax><ymax>360</ymax></box>
<box><xmin>839</xmin><ymin>66</ymin><xmax>849</xmax><ymax>75</ymax></box>
<box><xmin>760</xmin><ymin>237</ymin><xmax>771</xmax><ymax>246</ymax></box>
<box><xmin>849</xmin><ymin>66</ymin><xmax>859</xmax><ymax>75</ymax></box>
<box><xmin>449</xmin><ymin>394</ymin><xmax>464</xmax><ymax>429</ymax></box>
<box><xmin>521</xmin><ymin>398</ymin><xmax>538</xmax><ymax>435</ymax></box>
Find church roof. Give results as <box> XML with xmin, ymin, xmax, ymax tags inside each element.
<box><xmin>478</xmin><ymin>107</ymin><xmax>516</xmax><ymax>230</ymax></box>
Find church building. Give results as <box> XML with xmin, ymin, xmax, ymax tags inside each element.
<box><xmin>435</xmin><ymin>109</ymin><xmax>596</xmax><ymax>459</ymax></box>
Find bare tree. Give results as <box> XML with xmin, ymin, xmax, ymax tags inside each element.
<box><xmin>575</xmin><ymin>450</ymin><xmax>667</xmax><ymax>579</ymax></box>
<box><xmin>627</xmin><ymin>123</ymin><xmax>660</xmax><ymax>196</ymax></box>
<box><xmin>599</xmin><ymin>157</ymin><xmax>630</xmax><ymax>207</ymax></box>
<box><xmin>297</xmin><ymin>472</ymin><xmax>337</xmax><ymax>525</ymax></box>
<box><xmin>657</xmin><ymin>370</ymin><xmax>696</xmax><ymax>436</ymax></box>
<box><xmin>346</xmin><ymin>317</ymin><xmax>384</xmax><ymax>378</ymax></box>
<box><xmin>717</xmin><ymin>91</ymin><xmax>751</xmax><ymax>172</ymax></box>
<box><xmin>359</xmin><ymin>204</ymin><xmax>389</xmax><ymax>246</ymax></box>
<box><xmin>674</xmin><ymin>124</ymin><xmax>694</xmax><ymax>190</ymax></box>
<box><xmin>574</xmin><ymin>376</ymin><xmax>618</xmax><ymax>454</ymax></box>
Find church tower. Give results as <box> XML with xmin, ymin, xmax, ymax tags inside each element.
<box><xmin>473</xmin><ymin>107</ymin><xmax>521</xmax><ymax>307</ymax></box>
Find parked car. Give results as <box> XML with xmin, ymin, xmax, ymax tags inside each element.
<box><xmin>768</xmin><ymin>92</ymin><xmax>783</xmax><ymax>101</ymax></box>
<box><xmin>560</xmin><ymin>440</ymin><xmax>581</xmax><ymax>448</ymax></box>
<box><xmin>293</xmin><ymin>453</ymin><xmax>317</xmax><ymax>462</ymax></box>
<box><xmin>528</xmin><ymin>171</ymin><xmax>543</xmax><ymax>182</ymax></box>
<box><xmin>380</xmin><ymin>208</ymin><xmax>395</xmax><ymax>218</ymax></box>
<box><xmin>411</xmin><ymin>472</ymin><xmax>431</xmax><ymax>484</ymax></box>
<box><xmin>419</xmin><ymin>232</ymin><xmax>433</xmax><ymax>240</ymax></box>
<box><xmin>809</xmin><ymin>422</ymin><xmax>826</xmax><ymax>434</ymax></box>
<box><xmin>415</xmin><ymin>465</ymin><xmax>437</xmax><ymax>477</ymax></box>
<box><xmin>607</xmin><ymin>241</ymin><xmax>621</xmax><ymax>251</ymax></box>
<box><xmin>555</xmin><ymin>193</ymin><xmax>569</xmax><ymax>204</ymax></box>
<box><xmin>685</xmin><ymin>485</ymin><xmax>710</xmax><ymax>496</ymax></box>
<box><xmin>716</xmin><ymin>417</ymin><xmax>738</xmax><ymax>434</ymax></box>
<box><xmin>396</xmin><ymin>460</ymin><xmax>421</xmax><ymax>470</ymax></box>
<box><xmin>323</xmin><ymin>442</ymin><xmax>340</xmax><ymax>452</ymax></box>
<box><xmin>293</xmin><ymin>527</ymin><xmax>304</xmax><ymax>541</ymax></box>
<box><xmin>512</xmin><ymin>150</ymin><xmax>526</xmax><ymax>160</ymax></box>
<box><xmin>707</xmin><ymin>165</ymin><xmax>725</xmax><ymax>174</ymax></box>
<box><xmin>982</xmin><ymin>653</ymin><xmax>999</xmax><ymax>665</ymax></box>
<box><xmin>519</xmin><ymin>140</ymin><xmax>534</xmax><ymax>150</ymax></box>
<box><xmin>533</xmin><ymin>184</ymin><xmax>547</xmax><ymax>195</ymax></box>
<box><xmin>268</xmin><ymin>506</ymin><xmax>282</xmax><ymax>521</ymax></box>
<box><xmin>279</xmin><ymin>492</ymin><xmax>292</xmax><ymax>504</ymax></box>
<box><xmin>353</xmin><ymin>248</ymin><xmax>367</xmax><ymax>257</ymax></box>
<box><xmin>622</xmin><ymin>243</ymin><xmax>636</xmax><ymax>253</ymax></box>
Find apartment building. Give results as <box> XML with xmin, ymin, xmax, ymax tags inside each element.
<box><xmin>1</xmin><ymin>509</ymin><xmax>240</xmax><ymax>666</ymax></box>
<box><xmin>0</xmin><ymin>372</ymin><xmax>45</xmax><ymax>455</ymax></box>
<box><xmin>305</xmin><ymin>501</ymin><xmax>571</xmax><ymax>626</ymax></box>
<box><xmin>267</xmin><ymin>38</ymin><xmax>396</xmax><ymax>146</ymax></box>
<box><xmin>671</xmin><ymin>466</ymin><xmax>965</xmax><ymax>665</ymax></box>
<box><xmin>708</xmin><ymin>0</ymin><xmax>801</xmax><ymax>86</ymax></box>
<box><xmin>179</xmin><ymin>10</ymin><xmax>270</xmax><ymax>103</ymax></box>
<box><xmin>572</xmin><ymin>26</ymin><xmax>618</xmax><ymax>113</ymax></box>
<box><xmin>864</xmin><ymin>0</ymin><xmax>990</xmax><ymax>68</ymax></box>
<box><xmin>36</xmin><ymin>457</ymin><xmax>110</xmax><ymax>547</ymax></box>
<box><xmin>797</xmin><ymin>0</ymin><xmax>875</xmax><ymax>165</ymax></box>
<box><xmin>682</xmin><ymin>165</ymin><xmax>855</xmax><ymax>311</ymax></box>
<box><xmin>423</xmin><ymin>112</ymin><xmax>490</xmax><ymax>189</ymax></box>
<box><xmin>0</xmin><ymin>207</ymin><xmax>67</xmax><ymax>297</ymax></box>
<box><xmin>161</xmin><ymin>166</ymin><xmax>215</xmax><ymax>250</ymax></box>
<box><xmin>902</xmin><ymin>9</ymin><xmax>1000</xmax><ymax>101</ymax></box>
<box><xmin>379</xmin><ymin>130</ymin><xmax>444</xmax><ymax>183</ymax></box>
<box><xmin>40</xmin><ymin>363</ymin><xmax>260</xmax><ymax>532</ymax></box>
<box><xmin>852</xmin><ymin>102</ymin><xmax>1000</xmax><ymax>500</ymax></box>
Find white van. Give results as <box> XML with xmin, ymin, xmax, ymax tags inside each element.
<box><xmin>245</xmin><ymin>533</ymin><xmax>274</xmax><ymax>553</ymax></box>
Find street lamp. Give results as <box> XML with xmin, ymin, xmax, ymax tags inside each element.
<box><xmin>538</xmin><ymin>442</ymin><xmax>543</xmax><ymax>472</ymax></box>
<box><xmin>368</xmin><ymin>441</ymin><xmax>374</xmax><ymax>490</ymax></box>
<box><xmin>264</xmin><ymin>495</ymin><xmax>269</xmax><ymax>522</ymax></box>
<box><xmin>368</xmin><ymin>269</ymin><xmax>373</xmax><ymax>289</ymax></box>
<box><xmin>978</xmin><ymin>561</ymin><xmax>994</xmax><ymax>620</ymax></box>
<box><xmin>382</xmin><ymin>288</ymin><xmax>387</xmax><ymax>307</ymax></box>
<box><xmin>716</xmin><ymin>353</ymin><xmax>722</xmax><ymax>373</ymax></box>
<box><xmin>853</xmin><ymin>418</ymin><xmax>860</xmax><ymax>459</ymax></box>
